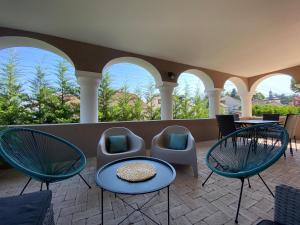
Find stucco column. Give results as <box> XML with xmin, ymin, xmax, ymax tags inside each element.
<box><xmin>76</xmin><ymin>70</ymin><xmax>101</xmax><ymax>123</ymax></box>
<box><xmin>158</xmin><ymin>82</ymin><xmax>178</xmax><ymax>120</ymax></box>
<box><xmin>205</xmin><ymin>88</ymin><xmax>223</xmax><ymax>118</ymax></box>
<box><xmin>240</xmin><ymin>92</ymin><xmax>254</xmax><ymax>118</ymax></box>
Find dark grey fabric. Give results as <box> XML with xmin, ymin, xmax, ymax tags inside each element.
<box><xmin>0</xmin><ymin>190</ymin><xmax>52</xmax><ymax>225</ymax></box>
<box><xmin>274</xmin><ymin>185</ymin><xmax>300</xmax><ymax>225</ymax></box>
<box><xmin>257</xmin><ymin>220</ymin><xmax>281</xmax><ymax>225</ymax></box>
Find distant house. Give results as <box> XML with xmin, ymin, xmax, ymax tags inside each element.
<box><xmin>252</xmin><ymin>90</ymin><xmax>282</xmax><ymax>106</ymax></box>
<box><xmin>221</xmin><ymin>95</ymin><xmax>241</xmax><ymax>114</ymax></box>
<box><xmin>151</xmin><ymin>95</ymin><xmax>161</xmax><ymax>109</ymax></box>
<box><xmin>291</xmin><ymin>96</ymin><xmax>300</xmax><ymax>107</ymax></box>
<box><xmin>111</xmin><ymin>91</ymin><xmax>144</xmax><ymax>107</ymax></box>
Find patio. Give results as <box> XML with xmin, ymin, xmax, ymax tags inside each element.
<box><xmin>1</xmin><ymin>1</ymin><xmax>300</xmax><ymax>225</ymax></box>
<box><xmin>1</xmin><ymin>140</ymin><xmax>299</xmax><ymax>225</ymax></box>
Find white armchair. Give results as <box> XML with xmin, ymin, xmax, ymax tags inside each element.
<box><xmin>97</xmin><ymin>127</ymin><xmax>146</xmax><ymax>169</ymax></box>
<box><xmin>151</xmin><ymin>125</ymin><xmax>198</xmax><ymax>177</ymax></box>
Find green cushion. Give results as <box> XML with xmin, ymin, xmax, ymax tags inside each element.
<box><xmin>108</xmin><ymin>135</ymin><xmax>128</xmax><ymax>153</ymax></box>
<box><xmin>168</xmin><ymin>133</ymin><xmax>188</xmax><ymax>150</ymax></box>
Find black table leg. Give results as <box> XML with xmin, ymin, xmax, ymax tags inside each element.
<box><xmin>101</xmin><ymin>188</ymin><xmax>104</xmax><ymax>225</ymax></box>
<box><xmin>168</xmin><ymin>185</ymin><xmax>170</xmax><ymax>225</ymax></box>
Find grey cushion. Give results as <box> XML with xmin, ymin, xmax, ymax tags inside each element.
<box><xmin>108</xmin><ymin>135</ymin><xmax>128</xmax><ymax>153</ymax></box>
<box><xmin>168</xmin><ymin>133</ymin><xmax>188</xmax><ymax>150</ymax></box>
<box><xmin>0</xmin><ymin>190</ymin><xmax>52</xmax><ymax>225</ymax></box>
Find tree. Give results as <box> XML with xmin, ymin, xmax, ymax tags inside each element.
<box><xmin>191</xmin><ymin>87</ymin><xmax>209</xmax><ymax>118</ymax></box>
<box><xmin>291</xmin><ymin>78</ymin><xmax>300</xmax><ymax>93</ymax></box>
<box><xmin>253</xmin><ymin>92</ymin><xmax>265</xmax><ymax>100</ymax></box>
<box><xmin>98</xmin><ymin>73</ymin><xmax>115</xmax><ymax>121</ymax></box>
<box><xmin>275</xmin><ymin>93</ymin><xmax>293</xmax><ymax>105</ymax></box>
<box><xmin>173</xmin><ymin>82</ymin><xmax>192</xmax><ymax>119</ymax></box>
<box><xmin>144</xmin><ymin>82</ymin><xmax>160</xmax><ymax>120</ymax></box>
<box><xmin>29</xmin><ymin>64</ymin><xmax>57</xmax><ymax>123</ymax></box>
<box><xmin>132</xmin><ymin>87</ymin><xmax>144</xmax><ymax>120</ymax></box>
<box><xmin>0</xmin><ymin>51</ymin><xmax>28</xmax><ymax>125</ymax></box>
<box><xmin>173</xmin><ymin>88</ymin><xmax>181</xmax><ymax>119</ymax></box>
<box><xmin>53</xmin><ymin>60</ymin><xmax>79</xmax><ymax>123</ymax></box>
<box><xmin>230</xmin><ymin>88</ymin><xmax>237</xmax><ymax>98</ymax></box>
<box><xmin>116</xmin><ymin>84</ymin><xmax>132</xmax><ymax>121</ymax></box>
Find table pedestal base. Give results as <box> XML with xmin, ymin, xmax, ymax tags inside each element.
<box><xmin>101</xmin><ymin>186</ymin><xmax>170</xmax><ymax>225</ymax></box>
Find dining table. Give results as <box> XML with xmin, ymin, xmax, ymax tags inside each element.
<box><xmin>234</xmin><ymin>120</ymin><xmax>279</xmax><ymax>126</ymax></box>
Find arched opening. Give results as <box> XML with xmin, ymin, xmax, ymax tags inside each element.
<box><xmin>222</xmin><ymin>77</ymin><xmax>247</xmax><ymax>116</ymax></box>
<box><xmin>0</xmin><ymin>36</ymin><xmax>74</xmax><ymax>66</ymax></box>
<box><xmin>100</xmin><ymin>58</ymin><xmax>162</xmax><ymax>121</ymax></box>
<box><xmin>173</xmin><ymin>70</ymin><xmax>214</xmax><ymax>119</ymax></box>
<box><xmin>251</xmin><ymin>73</ymin><xmax>299</xmax><ymax>116</ymax></box>
<box><xmin>0</xmin><ymin>37</ymin><xmax>77</xmax><ymax>125</ymax></box>
<box><xmin>102</xmin><ymin>57</ymin><xmax>162</xmax><ymax>87</ymax></box>
<box><xmin>222</xmin><ymin>80</ymin><xmax>241</xmax><ymax>115</ymax></box>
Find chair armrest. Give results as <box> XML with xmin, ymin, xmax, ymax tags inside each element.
<box><xmin>186</xmin><ymin>133</ymin><xmax>196</xmax><ymax>151</ymax></box>
<box><xmin>152</xmin><ymin>133</ymin><xmax>166</xmax><ymax>149</ymax></box>
<box><xmin>98</xmin><ymin>135</ymin><xmax>109</xmax><ymax>156</ymax></box>
<box><xmin>128</xmin><ymin>133</ymin><xmax>145</xmax><ymax>152</ymax></box>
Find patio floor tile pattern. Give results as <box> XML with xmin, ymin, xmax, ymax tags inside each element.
<box><xmin>1</xmin><ymin>140</ymin><xmax>300</xmax><ymax>225</ymax></box>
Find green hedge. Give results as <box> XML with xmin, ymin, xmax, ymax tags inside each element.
<box><xmin>252</xmin><ymin>104</ymin><xmax>300</xmax><ymax>116</ymax></box>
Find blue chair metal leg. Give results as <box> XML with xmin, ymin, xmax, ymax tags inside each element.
<box><xmin>258</xmin><ymin>173</ymin><xmax>274</xmax><ymax>197</ymax></box>
<box><xmin>235</xmin><ymin>178</ymin><xmax>245</xmax><ymax>224</ymax></box>
<box><xmin>202</xmin><ymin>171</ymin><xmax>214</xmax><ymax>186</ymax></box>
<box><xmin>78</xmin><ymin>173</ymin><xmax>91</xmax><ymax>189</ymax></box>
<box><xmin>20</xmin><ymin>177</ymin><xmax>32</xmax><ymax>195</ymax></box>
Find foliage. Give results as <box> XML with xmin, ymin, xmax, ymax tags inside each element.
<box><xmin>98</xmin><ymin>73</ymin><xmax>115</xmax><ymax>121</ymax></box>
<box><xmin>0</xmin><ymin>51</ymin><xmax>29</xmax><ymax>125</ymax></box>
<box><xmin>291</xmin><ymin>78</ymin><xmax>300</xmax><ymax>93</ymax></box>
<box><xmin>98</xmin><ymin>77</ymin><xmax>161</xmax><ymax>122</ymax></box>
<box><xmin>0</xmin><ymin>50</ymin><xmax>80</xmax><ymax>125</ymax></box>
<box><xmin>173</xmin><ymin>84</ymin><xmax>209</xmax><ymax>119</ymax></box>
<box><xmin>274</xmin><ymin>93</ymin><xmax>293</xmax><ymax>105</ymax></box>
<box><xmin>253</xmin><ymin>92</ymin><xmax>265</xmax><ymax>100</ymax></box>
<box><xmin>252</xmin><ymin>104</ymin><xmax>300</xmax><ymax>116</ymax></box>
<box><xmin>143</xmin><ymin>83</ymin><xmax>160</xmax><ymax>120</ymax></box>
<box><xmin>29</xmin><ymin>64</ymin><xmax>57</xmax><ymax>123</ymax></box>
<box><xmin>230</xmin><ymin>88</ymin><xmax>237</xmax><ymax>98</ymax></box>
<box><xmin>53</xmin><ymin>61</ymin><xmax>79</xmax><ymax>123</ymax></box>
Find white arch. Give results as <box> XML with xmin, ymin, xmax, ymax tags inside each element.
<box><xmin>102</xmin><ymin>57</ymin><xmax>163</xmax><ymax>86</ymax></box>
<box><xmin>0</xmin><ymin>36</ymin><xmax>74</xmax><ymax>67</ymax></box>
<box><xmin>227</xmin><ymin>77</ymin><xmax>248</xmax><ymax>95</ymax></box>
<box><xmin>250</xmin><ymin>73</ymin><xmax>292</xmax><ymax>93</ymax></box>
<box><xmin>180</xmin><ymin>69</ymin><xmax>214</xmax><ymax>90</ymax></box>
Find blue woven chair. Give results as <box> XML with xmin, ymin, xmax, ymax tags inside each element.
<box><xmin>0</xmin><ymin>128</ymin><xmax>91</xmax><ymax>195</ymax></box>
<box><xmin>204</xmin><ymin>124</ymin><xmax>288</xmax><ymax>223</ymax></box>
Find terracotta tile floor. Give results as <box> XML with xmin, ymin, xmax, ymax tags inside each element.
<box><xmin>1</xmin><ymin>140</ymin><xmax>300</xmax><ymax>225</ymax></box>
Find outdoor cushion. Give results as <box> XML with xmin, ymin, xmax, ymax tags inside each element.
<box><xmin>168</xmin><ymin>133</ymin><xmax>188</xmax><ymax>150</ymax></box>
<box><xmin>256</xmin><ymin>220</ymin><xmax>282</xmax><ymax>225</ymax></box>
<box><xmin>108</xmin><ymin>135</ymin><xmax>128</xmax><ymax>153</ymax></box>
<box><xmin>0</xmin><ymin>190</ymin><xmax>52</xmax><ymax>225</ymax></box>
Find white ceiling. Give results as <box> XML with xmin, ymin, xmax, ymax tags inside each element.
<box><xmin>1</xmin><ymin>0</ymin><xmax>300</xmax><ymax>77</ymax></box>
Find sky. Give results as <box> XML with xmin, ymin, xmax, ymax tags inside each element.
<box><xmin>0</xmin><ymin>47</ymin><xmax>295</xmax><ymax>97</ymax></box>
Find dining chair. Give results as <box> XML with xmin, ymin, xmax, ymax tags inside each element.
<box><xmin>284</xmin><ymin>114</ymin><xmax>299</xmax><ymax>156</ymax></box>
<box><xmin>216</xmin><ymin>115</ymin><xmax>237</xmax><ymax>139</ymax></box>
<box><xmin>263</xmin><ymin>114</ymin><xmax>280</xmax><ymax>121</ymax></box>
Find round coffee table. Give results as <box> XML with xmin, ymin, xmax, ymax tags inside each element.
<box><xmin>96</xmin><ymin>156</ymin><xmax>176</xmax><ymax>225</ymax></box>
